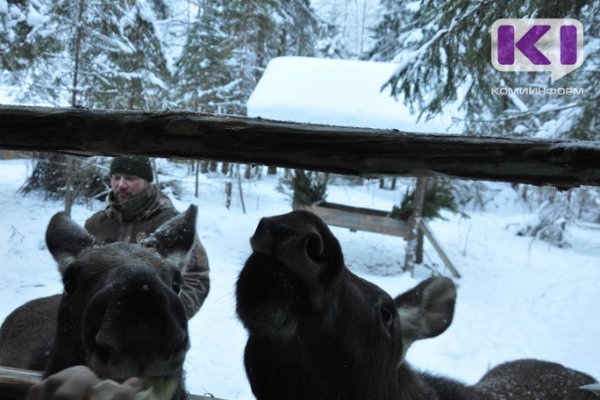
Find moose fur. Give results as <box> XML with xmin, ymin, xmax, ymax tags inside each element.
<box><xmin>0</xmin><ymin>294</ymin><xmax>59</xmax><ymax>370</ymax></box>
<box><xmin>0</xmin><ymin>206</ymin><xmax>198</xmax><ymax>400</ymax></box>
<box><xmin>236</xmin><ymin>210</ymin><xmax>597</xmax><ymax>400</ymax></box>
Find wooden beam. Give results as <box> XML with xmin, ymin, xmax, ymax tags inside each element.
<box><xmin>1</xmin><ymin>105</ymin><xmax>599</xmax><ymax>188</ymax></box>
<box><xmin>418</xmin><ymin>220</ymin><xmax>461</xmax><ymax>278</ymax></box>
<box><xmin>0</xmin><ymin>366</ymin><xmax>40</xmax><ymax>400</ymax></box>
<box><xmin>293</xmin><ymin>201</ymin><xmax>410</xmax><ymax>237</ymax></box>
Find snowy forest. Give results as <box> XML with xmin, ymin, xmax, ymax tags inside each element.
<box><xmin>1</xmin><ymin>0</ymin><xmax>596</xmax><ymax>128</ymax></box>
<box><xmin>1</xmin><ymin>1</ymin><xmax>600</xmax><ymax>398</ymax></box>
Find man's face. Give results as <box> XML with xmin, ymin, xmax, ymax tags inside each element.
<box><xmin>111</xmin><ymin>174</ymin><xmax>151</xmax><ymax>203</ymax></box>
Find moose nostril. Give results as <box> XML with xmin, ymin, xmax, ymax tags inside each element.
<box><xmin>94</xmin><ymin>330</ymin><xmax>119</xmax><ymax>363</ymax></box>
<box><xmin>304</xmin><ymin>232</ymin><xmax>324</xmax><ymax>262</ymax></box>
<box><xmin>94</xmin><ymin>340</ymin><xmax>113</xmax><ymax>364</ymax></box>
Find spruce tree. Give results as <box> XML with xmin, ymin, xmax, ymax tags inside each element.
<box><xmin>174</xmin><ymin>0</ymin><xmax>323</xmax><ymax>116</ymax></box>
<box><xmin>212</xmin><ymin>0</ymin><xmax>321</xmax><ymax>114</ymax></box>
<box><xmin>82</xmin><ymin>1</ymin><xmax>172</xmax><ymax>110</ymax></box>
<box><xmin>174</xmin><ymin>3</ymin><xmax>243</xmax><ymax>114</ymax></box>
<box><xmin>221</xmin><ymin>0</ymin><xmax>278</xmax><ymax>114</ymax></box>
<box><xmin>0</xmin><ymin>0</ymin><xmax>70</xmax><ymax>104</ymax></box>
<box><xmin>368</xmin><ymin>0</ymin><xmax>599</xmax><ymax>248</ymax></box>
<box><xmin>1</xmin><ymin>0</ymin><xmax>171</xmax><ymax>109</ymax></box>
<box><xmin>315</xmin><ymin>21</ymin><xmax>351</xmax><ymax>59</ymax></box>
<box><xmin>0</xmin><ymin>1</ymin><xmax>62</xmax><ymax>76</ymax></box>
<box><xmin>312</xmin><ymin>0</ymin><xmax>376</xmax><ymax>59</ymax></box>
<box><xmin>278</xmin><ymin>0</ymin><xmax>320</xmax><ymax>57</ymax></box>
<box><xmin>367</xmin><ymin>0</ymin><xmax>597</xmax><ymax>139</ymax></box>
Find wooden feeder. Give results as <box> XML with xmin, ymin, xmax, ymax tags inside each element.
<box><xmin>293</xmin><ymin>199</ymin><xmax>461</xmax><ymax>278</ymax></box>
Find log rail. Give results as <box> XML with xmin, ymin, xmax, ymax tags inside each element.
<box><xmin>1</xmin><ymin>105</ymin><xmax>600</xmax><ymax>188</ymax></box>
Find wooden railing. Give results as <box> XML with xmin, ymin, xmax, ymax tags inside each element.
<box><xmin>0</xmin><ymin>366</ymin><xmax>39</xmax><ymax>400</ymax></box>
<box><xmin>1</xmin><ymin>105</ymin><xmax>600</xmax><ymax>188</ymax></box>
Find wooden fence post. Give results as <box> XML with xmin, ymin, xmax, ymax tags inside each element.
<box><xmin>403</xmin><ymin>177</ymin><xmax>428</xmax><ymax>275</ymax></box>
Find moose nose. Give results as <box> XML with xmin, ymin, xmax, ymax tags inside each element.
<box><xmin>94</xmin><ymin>322</ymin><xmax>189</xmax><ymax>365</ymax></box>
<box><xmin>250</xmin><ymin>214</ymin><xmax>326</xmax><ymax>285</ymax></box>
<box><xmin>250</xmin><ymin>217</ymin><xmax>275</xmax><ymax>256</ymax></box>
<box><xmin>94</xmin><ymin>330</ymin><xmax>119</xmax><ymax>364</ymax></box>
<box><xmin>250</xmin><ymin>216</ymin><xmax>324</xmax><ymax>260</ymax></box>
<box><xmin>277</xmin><ymin>230</ymin><xmax>324</xmax><ymax>284</ymax></box>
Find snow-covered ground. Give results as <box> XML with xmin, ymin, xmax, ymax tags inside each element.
<box><xmin>0</xmin><ymin>159</ymin><xmax>598</xmax><ymax>399</ymax></box>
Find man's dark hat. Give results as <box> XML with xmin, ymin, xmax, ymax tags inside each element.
<box><xmin>109</xmin><ymin>156</ymin><xmax>153</xmax><ymax>182</ymax></box>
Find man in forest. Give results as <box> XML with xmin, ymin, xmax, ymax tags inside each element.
<box><xmin>85</xmin><ymin>156</ymin><xmax>210</xmax><ymax>318</ymax></box>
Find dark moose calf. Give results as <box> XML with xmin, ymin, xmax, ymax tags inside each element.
<box><xmin>0</xmin><ymin>206</ymin><xmax>198</xmax><ymax>400</ymax></box>
<box><xmin>236</xmin><ymin>210</ymin><xmax>596</xmax><ymax>400</ymax></box>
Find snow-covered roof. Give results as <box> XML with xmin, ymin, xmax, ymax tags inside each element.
<box><xmin>247</xmin><ymin>56</ymin><xmax>462</xmax><ymax>133</ymax></box>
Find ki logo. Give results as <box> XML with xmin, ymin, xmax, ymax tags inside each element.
<box><xmin>491</xmin><ymin>19</ymin><xmax>583</xmax><ymax>82</ymax></box>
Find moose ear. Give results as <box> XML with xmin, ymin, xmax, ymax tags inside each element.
<box><xmin>46</xmin><ymin>212</ymin><xmax>95</xmax><ymax>275</ymax></box>
<box><xmin>395</xmin><ymin>277</ymin><xmax>456</xmax><ymax>348</ymax></box>
<box><xmin>143</xmin><ymin>205</ymin><xmax>197</xmax><ymax>265</ymax></box>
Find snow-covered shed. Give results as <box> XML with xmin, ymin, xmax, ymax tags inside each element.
<box><xmin>247</xmin><ymin>56</ymin><xmax>461</xmax><ymax>133</ymax></box>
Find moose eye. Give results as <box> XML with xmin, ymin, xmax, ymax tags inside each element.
<box><xmin>172</xmin><ymin>281</ymin><xmax>182</xmax><ymax>295</ymax></box>
<box><xmin>62</xmin><ymin>268</ymin><xmax>79</xmax><ymax>296</ymax></box>
<box><xmin>380</xmin><ymin>305</ymin><xmax>395</xmax><ymax>326</ymax></box>
<box><xmin>63</xmin><ymin>278</ymin><xmax>76</xmax><ymax>296</ymax></box>
<box><xmin>171</xmin><ymin>270</ymin><xmax>183</xmax><ymax>295</ymax></box>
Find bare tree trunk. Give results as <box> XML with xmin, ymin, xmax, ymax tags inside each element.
<box><xmin>195</xmin><ymin>160</ymin><xmax>200</xmax><ymax>198</ymax></box>
<box><xmin>237</xmin><ymin>165</ymin><xmax>246</xmax><ymax>214</ymax></box>
<box><xmin>70</xmin><ymin>0</ymin><xmax>85</xmax><ymax>108</ymax></box>
<box><xmin>64</xmin><ymin>157</ymin><xmax>76</xmax><ymax>215</ymax></box>
<box><xmin>63</xmin><ymin>0</ymin><xmax>86</xmax><ymax>216</ymax></box>
<box><xmin>415</xmin><ymin>228</ymin><xmax>424</xmax><ymax>265</ymax></box>
<box><xmin>200</xmin><ymin>160</ymin><xmax>209</xmax><ymax>174</ymax></box>
<box><xmin>221</xmin><ymin>162</ymin><xmax>230</xmax><ymax>175</ymax></box>
<box><xmin>151</xmin><ymin>158</ymin><xmax>159</xmax><ymax>186</ymax></box>
<box><xmin>403</xmin><ymin>177</ymin><xmax>428</xmax><ymax>274</ymax></box>
<box><xmin>225</xmin><ymin>181</ymin><xmax>232</xmax><ymax>209</ymax></box>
